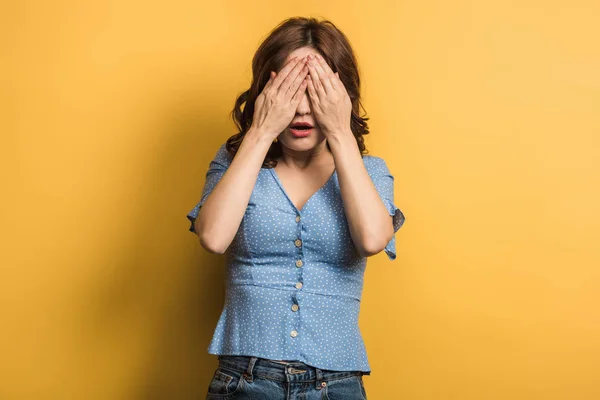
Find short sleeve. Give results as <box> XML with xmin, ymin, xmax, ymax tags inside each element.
<box><xmin>186</xmin><ymin>143</ymin><xmax>233</xmax><ymax>234</ymax></box>
<box><xmin>366</xmin><ymin>156</ymin><xmax>406</xmax><ymax>260</ymax></box>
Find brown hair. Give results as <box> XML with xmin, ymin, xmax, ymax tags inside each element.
<box><xmin>225</xmin><ymin>16</ymin><xmax>370</xmax><ymax>168</ymax></box>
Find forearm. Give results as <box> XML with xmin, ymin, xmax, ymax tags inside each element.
<box><xmin>327</xmin><ymin>131</ymin><xmax>394</xmax><ymax>257</ymax></box>
<box><xmin>196</xmin><ymin>128</ymin><xmax>272</xmax><ymax>254</ymax></box>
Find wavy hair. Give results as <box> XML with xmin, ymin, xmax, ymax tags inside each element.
<box><xmin>225</xmin><ymin>17</ymin><xmax>370</xmax><ymax>168</ymax></box>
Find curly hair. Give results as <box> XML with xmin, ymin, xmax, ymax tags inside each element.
<box><xmin>225</xmin><ymin>16</ymin><xmax>370</xmax><ymax>168</ymax></box>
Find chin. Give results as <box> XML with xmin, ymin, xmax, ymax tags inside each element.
<box><xmin>282</xmin><ymin>140</ymin><xmax>318</xmax><ymax>151</ymax></box>
<box><xmin>282</xmin><ymin>129</ymin><xmax>325</xmax><ymax>147</ymax></box>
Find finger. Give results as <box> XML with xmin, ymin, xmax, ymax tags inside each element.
<box><xmin>306</xmin><ymin>56</ymin><xmax>327</xmax><ymax>98</ymax></box>
<box><xmin>306</xmin><ymin>75</ymin><xmax>319</xmax><ymax>106</ymax></box>
<box><xmin>331</xmin><ymin>71</ymin><xmax>339</xmax><ymax>91</ymax></box>
<box><xmin>262</xmin><ymin>70</ymin><xmax>277</xmax><ymax>92</ymax></box>
<box><xmin>272</xmin><ymin>56</ymin><xmax>303</xmax><ymax>92</ymax></box>
<box><xmin>291</xmin><ymin>77</ymin><xmax>309</xmax><ymax>104</ymax></box>
<box><xmin>279</xmin><ymin>56</ymin><xmax>308</xmax><ymax>96</ymax></box>
<box><xmin>315</xmin><ymin>54</ymin><xmax>339</xmax><ymax>91</ymax></box>
<box><xmin>310</xmin><ymin>54</ymin><xmax>335</xmax><ymax>93</ymax></box>
<box><xmin>286</xmin><ymin>63</ymin><xmax>309</xmax><ymax>98</ymax></box>
<box><xmin>334</xmin><ymin>71</ymin><xmax>348</xmax><ymax>94</ymax></box>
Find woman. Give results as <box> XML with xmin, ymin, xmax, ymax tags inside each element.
<box><xmin>187</xmin><ymin>17</ymin><xmax>406</xmax><ymax>399</ymax></box>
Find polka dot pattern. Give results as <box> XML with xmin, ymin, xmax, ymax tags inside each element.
<box><xmin>186</xmin><ymin>143</ymin><xmax>406</xmax><ymax>373</ymax></box>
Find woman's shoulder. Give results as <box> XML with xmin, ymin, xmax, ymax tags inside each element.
<box><xmin>361</xmin><ymin>153</ymin><xmax>391</xmax><ymax>176</ymax></box>
<box><xmin>209</xmin><ymin>142</ymin><xmax>234</xmax><ymax>166</ymax></box>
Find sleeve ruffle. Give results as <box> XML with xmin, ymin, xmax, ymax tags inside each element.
<box><xmin>382</xmin><ymin>199</ymin><xmax>406</xmax><ymax>260</ymax></box>
<box><xmin>366</xmin><ymin>155</ymin><xmax>406</xmax><ymax>261</ymax></box>
<box><xmin>186</xmin><ymin>143</ymin><xmax>233</xmax><ymax>234</ymax></box>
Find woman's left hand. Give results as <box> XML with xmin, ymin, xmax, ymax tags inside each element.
<box><xmin>305</xmin><ymin>53</ymin><xmax>353</xmax><ymax>137</ymax></box>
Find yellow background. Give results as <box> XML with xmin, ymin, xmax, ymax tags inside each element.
<box><xmin>2</xmin><ymin>1</ymin><xmax>600</xmax><ymax>398</ymax></box>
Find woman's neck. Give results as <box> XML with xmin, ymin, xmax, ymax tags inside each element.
<box><xmin>278</xmin><ymin>142</ymin><xmax>333</xmax><ymax>170</ymax></box>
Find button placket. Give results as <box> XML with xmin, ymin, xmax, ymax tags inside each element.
<box><xmin>293</xmin><ymin>218</ymin><xmax>304</xmax><ymax>291</ymax></box>
<box><xmin>294</xmin><ymin>242</ymin><xmax>303</xmax><ymax>290</ymax></box>
<box><xmin>291</xmin><ymin>213</ymin><xmax>303</xmax><ymax>340</ymax></box>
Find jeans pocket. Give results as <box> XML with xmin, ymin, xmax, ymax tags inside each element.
<box><xmin>357</xmin><ymin>375</ymin><xmax>367</xmax><ymax>399</ymax></box>
<box><xmin>206</xmin><ymin>367</ymin><xmax>245</xmax><ymax>397</ymax></box>
<box><xmin>322</xmin><ymin>374</ymin><xmax>365</xmax><ymax>400</ymax></box>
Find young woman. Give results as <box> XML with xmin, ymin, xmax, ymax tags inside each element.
<box><xmin>187</xmin><ymin>16</ymin><xmax>406</xmax><ymax>400</ymax></box>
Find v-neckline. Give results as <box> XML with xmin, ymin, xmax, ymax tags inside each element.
<box><xmin>269</xmin><ymin>167</ymin><xmax>337</xmax><ymax>213</ymax></box>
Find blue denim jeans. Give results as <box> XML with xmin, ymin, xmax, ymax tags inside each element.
<box><xmin>206</xmin><ymin>355</ymin><xmax>369</xmax><ymax>399</ymax></box>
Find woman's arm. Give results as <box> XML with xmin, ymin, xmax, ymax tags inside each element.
<box><xmin>195</xmin><ymin>130</ymin><xmax>271</xmax><ymax>254</ymax></box>
<box><xmin>328</xmin><ymin>132</ymin><xmax>395</xmax><ymax>257</ymax></box>
<box><xmin>303</xmin><ymin>53</ymin><xmax>395</xmax><ymax>257</ymax></box>
<box><xmin>195</xmin><ymin>57</ymin><xmax>309</xmax><ymax>254</ymax></box>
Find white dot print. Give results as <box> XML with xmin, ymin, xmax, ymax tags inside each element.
<box><xmin>186</xmin><ymin>143</ymin><xmax>405</xmax><ymax>372</ymax></box>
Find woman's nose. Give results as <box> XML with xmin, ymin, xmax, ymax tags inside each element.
<box><xmin>295</xmin><ymin>90</ymin><xmax>311</xmax><ymax>115</ymax></box>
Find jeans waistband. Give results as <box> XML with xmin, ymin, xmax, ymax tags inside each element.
<box><xmin>217</xmin><ymin>355</ymin><xmax>369</xmax><ymax>390</ymax></box>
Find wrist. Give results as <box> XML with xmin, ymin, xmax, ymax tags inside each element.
<box><xmin>326</xmin><ymin>129</ymin><xmax>361</xmax><ymax>157</ymax></box>
<box><xmin>245</xmin><ymin>126</ymin><xmax>277</xmax><ymax>146</ymax></box>
<box><xmin>324</xmin><ymin>127</ymin><xmax>353</xmax><ymax>140</ymax></box>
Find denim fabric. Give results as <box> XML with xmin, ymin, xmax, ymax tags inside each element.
<box><xmin>206</xmin><ymin>355</ymin><xmax>368</xmax><ymax>399</ymax></box>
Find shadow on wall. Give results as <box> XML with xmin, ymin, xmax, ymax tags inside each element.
<box><xmin>81</xmin><ymin>87</ymin><xmax>230</xmax><ymax>399</ymax></box>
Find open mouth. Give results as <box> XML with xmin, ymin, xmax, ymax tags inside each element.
<box><xmin>290</xmin><ymin>122</ymin><xmax>314</xmax><ymax>130</ymax></box>
<box><xmin>290</xmin><ymin>123</ymin><xmax>314</xmax><ymax>137</ymax></box>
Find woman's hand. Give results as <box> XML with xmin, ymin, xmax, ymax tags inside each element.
<box><xmin>250</xmin><ymin>56</ymin><xmax>309</xmax><ymax>140</ymax></box>
<box><xmin>305</xmin><ymin>53</ymin><xmax>353</xmax><ymax>137</ymax></box>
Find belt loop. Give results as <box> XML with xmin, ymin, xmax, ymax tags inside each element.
<box><xmin>315</xmin><ymin>367</ymin><xmax>324</xmax><ymax>390</ymax></box>
<box><xmin>243</xmin><ymin>357</ymin><xmax>258</xmax><ymax>382</ymax></box>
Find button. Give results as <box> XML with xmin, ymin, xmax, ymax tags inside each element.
<box><xmin>295</xmin><ymin>259</ymin><xmax>303</xmax><ymax>268</ymax></box>
<box><xmin>291</xmin><ymin>304</ymin><xmax>299</xmax><ymax>311</ymax></box>
<box><xmin>295</xmin><ymin>215</ymin><xmax>301</xmax><ymax>223</ymax></box>
<box><xmin>294</xmin><ymin>239</ymin><xmax>302</xmax><ymax>247</ymax></box>
<box><xmin>321</xmin><ymin>382</ymin><xmax>327</xmax><ymax>387</ymax></box>
<box><xmin>290</xmin><ymin>330</ymin><xmax>298</xmax><ymax>337</ymax></box>
<box><xmin>295</xmin><ymin>282</ymin><xmax>303</xmax><ymax>289</ymax></box>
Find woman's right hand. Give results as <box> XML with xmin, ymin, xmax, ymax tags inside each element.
<box><xmin>250</xmin><ymin>56</ymin><xmax>309</xmax><ymax>140</ymax></box>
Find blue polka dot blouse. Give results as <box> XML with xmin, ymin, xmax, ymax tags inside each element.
<box><xmin>186</xmin><ymin>143</ymin><xmax>405</xmax><ymax>373</ymax></box>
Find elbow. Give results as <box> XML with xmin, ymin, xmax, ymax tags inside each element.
<box><xmin>359</xmin><ymin>226</ymin><xmax>394</xmax><ymax>258</ymax></box>
<box><xmin>198</xmin><ymin>231</ymin><xmax>228</xmax><ymax>255</ymax></box>
<box><xmin>199</xmin><ymin>234</ymin><xmax>227</xmax><ymax>254</ymax></box>
<box><xmin>193</xmin><ymin>213</ymin><xmax>228</xmax><ymax>254</ymax></box>
<box><xmin>195</xmin><ymin>222</ymin><xmax>228</xmax><ymax>255</ymax></box>
<box><xmin>359</xmin><ymin>240</ymin><xmax>386</xmax><ymax>258</ymax></box>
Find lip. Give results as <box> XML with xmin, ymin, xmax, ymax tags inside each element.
<box><xmin>289</xmin><ymin>122</ymin><xmax>314</xmax><ymax>138</ymax></box>
<box><xmin>290</xmin><ymin>122</ymin><xmax>314</xmax><ymax>129</ymax></box>
<box><xmin>290</xmin><ymin>127</ymin><xmax>313</xmax><ymax>137</ymax></box>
